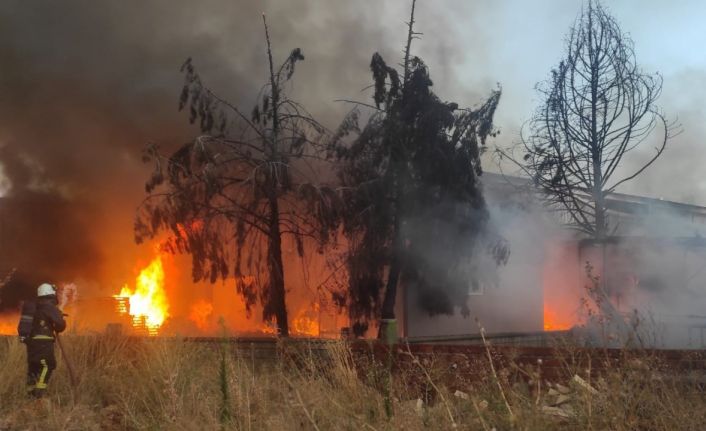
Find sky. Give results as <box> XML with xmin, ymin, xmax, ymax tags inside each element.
<box><xmin>0</xmin><ymin>0</ymin><xmax>705</xmax><ymax>284</ymax></box>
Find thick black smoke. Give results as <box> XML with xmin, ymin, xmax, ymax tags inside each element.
<box><xmin>0</xmin><ymin>0</ymin><xmax>463</xmax><ymax>311</ymax></box>
<box><xmin>0</xmin><ymin>0</ymin><xmax>700</xmax><ymax>326</ymax></box>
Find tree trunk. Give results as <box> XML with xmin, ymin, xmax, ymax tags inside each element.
<box><xmin>267</xmin><ymin>194</ymin><xmax>289</xmax><ymax>337</ymax></box>
<box><xmin>379</xmin><ymin>208</ymin><xmax>402</xmax><ymax>338</ymax></box>
<box><xmin>380</xmin><ymin>258</ymin><xmax>401</xmax><ymax>320</ymax></box>
<box><xmin>588</xmin><ymin>4</ymin><xmax>606</xmax><ymax>241</ymax></box>
<box><xmin>263</xmin><ymin>17</ymin><xmax>287</xmax><ymax>337</ymax></box>
<box><xmin>593</xmin><ymin>169</ymin><xmax>606</xmax><ymax>239</ymax></box>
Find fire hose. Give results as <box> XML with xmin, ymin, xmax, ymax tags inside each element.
<box><xmin>56</xmin><ymin>314</ymin><xmax>78</xmax><ymax>388</ymax></box>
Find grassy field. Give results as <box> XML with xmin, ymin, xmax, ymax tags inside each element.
<box><xmin>0</xmin><ymin>335</ymin><xmax>704</xmax><ymax>430</ymax></box>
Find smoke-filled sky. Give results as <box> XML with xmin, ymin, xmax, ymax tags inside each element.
<box><xmin>0</xmin><ymin>0</ymin><xmax>704</xmax><ymax>286</ymax></box>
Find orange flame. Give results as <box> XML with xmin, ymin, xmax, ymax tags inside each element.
<box><xmin>542</xmin><ymin>242</ymin><xmax>583</xmax><ymax>332</ymax></box>
<box><xmin>292</xmin><ymin>315</ymin><xmax>319</xmax><ymax>336</ymax></box>
<box><xmin>291</xmin><ymin>303</ymin><xmax>320</xmax><ymax>337</ymax></box>
<box><xmin>0</xmin><ymin>314</ymin><xmax>17</xmax><ymax>335</ymax></box>
<box><xmin>114</xmin><ymin>255</ymin><xmax>169</xmax><ymax>334</ymax></box>
<box><xmin>543</xmin><ymin>306</ymin><xmax>573</xmax><ymax>331</ymax></box>
<box><xmin>189</xmin><ymin>299</ymin><xmax>213</xmax><ymax>331</ymax></box>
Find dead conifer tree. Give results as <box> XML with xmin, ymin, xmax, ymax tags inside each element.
<box><xmin>498</xmin><ymin>0</ymin><xmax>678</xmax><ymax>239</ymax></box>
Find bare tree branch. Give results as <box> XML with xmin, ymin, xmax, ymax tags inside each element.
<box><xmin>496</xmin><ymin>0</ymin><xmax>676</xmax><ymax>239</ymax></box>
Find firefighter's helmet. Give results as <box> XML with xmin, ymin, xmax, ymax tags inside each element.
<box><xmin>37</xmin><ymin>283</ymin><xmax>56</xmax><ymax>297</ymax></box>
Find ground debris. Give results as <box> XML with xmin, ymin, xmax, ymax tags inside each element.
<box><xmin>542</xmin><ymin>405</ymin><xmax>574</xmax><ymax>419</ymax></box>
<box><xmin>627</xmin><ymin>358</ymin><xmax>650</xmax><ymax>371</ymax></box>
<box><xmin>555</xmin><ymin>383</ymin><xmax>571</xmax><ymax>394</ymax></box>
<box><xmin>453</xmin><ymin>390</ymin><xmax>469</xmax><ymax>400</ymax></box>
<box><xmin>399</xmin><ymin>398</ymin><xmax>424</xmax><ymax>417</ymax></box>
<box><xmin>572</xmin><ymin>375</ymin><xmax>599</xmax><ymax>395</ymax></box>
<box><xmin>415</xmin><ymin>398</ymin><xmax>423</xmax><ymax>415</ymax></box>
<box><xmin>552</xmin><ymin>394</ymin><xmax>572</xmax><ymax>406</ymax></box>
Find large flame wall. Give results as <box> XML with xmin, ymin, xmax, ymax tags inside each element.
<box><xmin>88</xmin><ymin>235</ymin><xmax>347</xmax><ymax>337</ymax></box>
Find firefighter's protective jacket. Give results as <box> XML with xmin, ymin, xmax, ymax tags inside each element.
<box><xmin>17</xmin><ymin>301</ymin><xmax>36</xmax><ymax>343</ymax></box>
<box><xmin>30</xmin><ymin>297</ymin><xmax>66</xmax><ymax>340</ymax></box>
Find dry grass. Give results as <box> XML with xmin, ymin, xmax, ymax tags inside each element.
<box><xmin>0</xmin><ymin>335</ymin><xmax>704</xmax><ymax>430</ymax></box>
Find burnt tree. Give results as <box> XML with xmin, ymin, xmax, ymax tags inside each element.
<box><xmin>499</xmin><ymin>0</ymin><xmax>677</xmax><ymax>239</ymax></box>
<box><xmin>332</xmin><ymin>0</ymin><xmax>507</xmax><ymax>336</ymax></box>
<box><xmin>496</xmin><ymin>1</ymin><xmax>679</xmax><ymax>340</ymax></box>
<box><xmin>136</xmin><ymin>17</ymin><xmax>337</xmax><ymax>337</ymax></box>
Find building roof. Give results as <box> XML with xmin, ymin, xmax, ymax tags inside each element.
<box><xmin>480</xmin><ymin>172</ymin><xmax>706</xmax><ymax>238</ymax></box>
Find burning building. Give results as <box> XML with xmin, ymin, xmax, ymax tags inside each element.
<box><xmin>2</xmin><ymin>173</ymin><xmax>706</xmax><ymax>348</ymax></box>
<box><xmin>397</xmin><ymin>173</ymin><xmax>706</xmax><ymax>349</ymax></box>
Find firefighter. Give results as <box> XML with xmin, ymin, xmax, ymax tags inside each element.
<box><xmin>20</xmin><ymin>283</ymin><xmax>66</xmax><ymax>398</ymax></box>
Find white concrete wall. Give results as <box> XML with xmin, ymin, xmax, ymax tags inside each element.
<box><xmin>401</xmin><ymin>188</ymin><xmax>555</xmax><ymax>338</ymax></box>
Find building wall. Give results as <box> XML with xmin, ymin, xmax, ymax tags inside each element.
<box><xmin>400</xmin><ymin>174</ymin><xmax>706</xmax><ymax>346</ymax></box>
<box><xmin>401</xmin><ymin>186</ymin><xmax>553</xmax><ymax>338</ymax></box>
